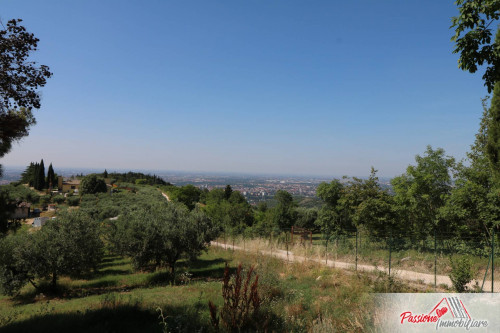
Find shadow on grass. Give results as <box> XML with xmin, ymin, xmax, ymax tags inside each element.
<box><xmin>146</xmin><ymin>258</ymin><xmax>233</xmax><ymax>286</ymax></box>
<box><xmin>0</xmin><ymin>304</ymin><xmax>211</xmax><ymax>333</ymax></box>
<box><xmin>186</xmin><ymin>258</ymin><xmax>233</xmax><ymax>280</ymax></box>
<box><xmin>92</xmin><ymin>268</ymin><xmax>132</xmax><ymax>278</ymax></box>
<box><xmin>0</xmin><ymin>305</ymin><xmax>161</xmax><ymax>333</ymax></box>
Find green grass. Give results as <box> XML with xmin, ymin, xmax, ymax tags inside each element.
<box><xmin>0</xmin><ymin>246</ymin><xmax>413</xmax><ymax>332</ymax></box>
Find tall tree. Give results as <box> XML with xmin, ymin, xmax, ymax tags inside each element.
<box><xmin>271</xmin><ymin>190</ymin><xmax>297</xmax><ymax>230</ymax></box>
<box><xmin>0</xmin><ymin>19</ymin><xmax>52</xmax><ymax>176</ymax></box>
<box><xmin>440</xmin><ymin>98</ymin><xmax>500</xmax><ymax>242</ymax></box>
<box><xmin>37</xmin><ymin>159</ymin><xmax>45</xmax><ymax>190</ymax></box>
<box><xmin>47</xmin><ymin>163</ymin><xmax>56</xmax><ymax>189</ymax></box>
<box><xmin>392</xmin><ymin>146</ymin><xmax>455</xmax><ymax>240</ymax></box>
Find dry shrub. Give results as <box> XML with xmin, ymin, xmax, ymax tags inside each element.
<box><xmin>208</xmin><ymin>263</ymin><xmax>267</xmax><ymax>332</ymax></box>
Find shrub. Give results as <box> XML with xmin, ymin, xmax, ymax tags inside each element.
<box><xmin>67</xmin><ymin>196</ymin><xmax>80</xmax><ymax>206</ymax></box>
<box><xmin>208</xmin><ymin>263</ymin><xmax>266</xmax><ymax>332</ymax></box>
<box><xmin>51</xmin><ymin>195</ymin><xmax>65</xmax><ymax>204</ymax></box>
<box><xmin>449</xmin><ymin>256</ymin><xmax>475</xmax><ymax>292</ymax></box>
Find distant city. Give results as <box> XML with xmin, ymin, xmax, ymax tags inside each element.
<box><xmin>0</xmin><ymin>166</ymin><xmax>393</xmax><ymax>203</ymax></box>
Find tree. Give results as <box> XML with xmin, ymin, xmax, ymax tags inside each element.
<box><xmin>111</xmin><ymin>203</ymin><xmax>215</xmax><ymax>281</ymax></box>
<box><xmin>271</xmin><ymin>190</ymin><xmax>297</xmax><ymax>230</ymax></box>
<box><xmin>0</xmin><ymin>232</ymin><xmax>34</xmax><ymax>295</ymax></box>
<box><xmin>172</xmin><ymin>185</ymin><xmax>202</xmax><ymax>210</ymax></box>
<box><xmin>0</xmin><ymin>211</ymin><xmax>103</xmax><ymax>294</ymax></box>
<box><xmin>27</xmin><ymin>211</ymin><xmax>103</xmax><ymax>289</ymax></box>
<box><xmin>80</xmin><ymin>174</ymin><xmax>107</xmax><ymax>195</ymax></box>
<box><xmin>451</xmin><ymin>1</ymin><xmax>500</xmax><ymax>93</ymax></box>
<box><xmin>47</xmin><ymin>163</ymin><xmax>56</xmax><ymax>189</ymax></box>
<box><xmin>36</xmin><ymin>159</ymin><xmax>45</xmax><ymax>190</ymax></box>
<box><xmin>316</xmin><ymin>179</ymin><xmax>345</xmax><ymax>240</ymax></box>
<box><xmin>392</xmin><ymin>146</ymin><xmax>455</xmax><ymax>241</ymax></box>
<box><xmin>0</xmin><ymin>19</ymin><xmax>52</xmax><ymax>176</ymax></box>
<box><xmin>440</xmin><ymin>98</ymin><xmax>500</xmax><ymax>245</ymax></box>
<box><xmin>224</xmin><ymin>185</ymin><xmax>233</xmax><ymax>200</ymax></box>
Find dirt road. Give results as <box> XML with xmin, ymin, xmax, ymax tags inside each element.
<box><xmin>210</xmin><ymin>241</ymin><xmax>493</xmax><ymax>291</ymax></box>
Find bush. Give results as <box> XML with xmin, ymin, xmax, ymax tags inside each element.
<box><xmin>449</xmin><ymin>256</ymin><xmax>475</xmax><ymax>292</ymax></box>
<box><xmin>67</xmin><ymin>196</ymin><xmax>80</xmax><ymax>206</ymax></box>
<box><xmin>51</xmin><ymin>195</ymin><xmax>65</xmax><ymax>204</ymax></box>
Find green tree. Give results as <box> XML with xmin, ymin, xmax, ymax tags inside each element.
<box><xmin>271</xmin><ymin>190</ymin><xmax>297</xmax><ymax>230</ymax></box>
<box><xmin>111</xmin><ymin>203</ymin><xmax>215</xmax><ymax>281</ymax></box>
<box><xmin>392</xmin><ymin>146</ymin><xmax>455</xmax><ymax>241</ymax></box>
<box><xmin>451</xmin><ymin>1</ymin><xmax>500</xmax><ymax>93</ymax></box>
<box><xmin>440</xmin><ymin>98</ymin><xmax>500</xmax><ymax>244</ymax></box>
<box><xmin>0</xmin><ymin>232</ymin><xmax>34</xmax><ymax>295</ymax></box>
<box><xmin>315</xmin><ymin>179</ymin><xmax>345</xmax><ymax>239</ymax></box>
<box><xmin>173</xmin><ymin>185</ymin><xmax>202</xmax><ymax>210</ymax></box>
<box><xmin>350</xmin><ymin>168</ymin><xmax>395</xmax><ymax>236</ymax></box>
<box><xmin>36</xmin><ymin>159</ymin><xmax>45</xmax><ymax>190</ymax></box>
<box><xmin>47</xmin><ymin>163</ymin><xmax>56</xmax><ymax>189</ymax></box>
<box><xmin>28</xmin><ymin>211</ymin><xmax>103</xmax><ymax>289</ymax></box>
<box><xmin>80</xmin><ymin>174</ymin><xmax>107</xmax><ymax>195</ymax></box>
<box><xmin>224</xmin><ymin>185</ymin><xmax>233</xmax><ymax>200</ymax></box>
<box><xmin>0</xmin><ymin>19</ymin><xmax>52</xmax><ymax>176</ymax></box>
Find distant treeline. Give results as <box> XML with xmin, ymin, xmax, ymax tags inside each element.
<box><xmin>102</xmin><ymin>170</ymin><xmax>170</xmax><ymax>186</ymax></box>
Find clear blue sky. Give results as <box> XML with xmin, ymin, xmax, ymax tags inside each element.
<box><xmin>0</xmin><ymin>0</ymin><xmax>491</xmax><ymax>178</ymax></box>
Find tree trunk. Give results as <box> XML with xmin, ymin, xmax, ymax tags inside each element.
<box><xmin>51</xmin><ymin>271</ymin><xmax>57</xmax><ymax>290</ymax></box>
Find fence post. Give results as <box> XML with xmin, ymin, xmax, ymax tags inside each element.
<box><xmin>434</xmin><ymin>228</ymin><xmax>437</xmax><ymax>290</ymax></box>
<box><xmin>325</xmin><ymin>237</ymin><xmax>328</xmax><ymax>265</ymax></box>
<box><xmin>389</xmin><ymin>231</ymin><xmax>392</xmax><ymax>277</ymax></box>
<box><xmin>286</xmin><ymin>231</ymin><xmax>289</xmax><ymax>262</ymax></box>
<box><xmin>492</xmin><ymin>228</ymin><xmax>495</xmax><ymax>293</ymax></box>
<box><xmin>270</xmin><ymin>232</ymin><xmax>273</xmax><ymax>257</ymax></box>
<box><xmin>355</xmin><ymin>230</ymin><xmax>358</xmax><ymax>271</ymax></box>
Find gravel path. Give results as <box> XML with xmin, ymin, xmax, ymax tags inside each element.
<box><xmin>210</xmin><ymin>241</ymin><xmax>493</xmax><ymax>290</ymax></box>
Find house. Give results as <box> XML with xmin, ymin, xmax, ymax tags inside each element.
<box><xmin>47</xmin><ymin>204</ymin><xmax>57</xmax><ymax>211</ymax></box>
<box><xmin>8</xmin><ymin>201</ymin><xmax>30</xmax><ymax>220</ymax></box>
<box><xmin>58</xmin><ymin>176</ymin><xmax>80</xmax><ymax>193</ymax></box>
<box><xmin>33</xmin><ymin>217</ymin><xmax>49</xmax><ymax>227</ymax></box>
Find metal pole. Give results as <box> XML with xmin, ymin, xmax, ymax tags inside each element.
<box><xmin>325</xmin><ymin>238</ymin><xmax>328</xmax><ymax>265</ymax></box>
<box><xmin>286</xmin><ymin>231</ymin><xmax>289</xmax><ymax>262</ymax></box>
<box><xmin>434</xmin><ymin>228</ymin><xmax>437</xmax><ymax>290</ymax></box>
<box><xmin>355</xmin><ymin>230</ymin><xmax>358</xmax><ymax>271</ymax></box>
<box><xmin>389</xmin><ymin>231</ymin><xmax>392</xmax><ymax>277</ymax></box>
<box><xmin>492</xmin><ymin>228</ymin><xmax>495</xmax><ymax>293</ymax></box>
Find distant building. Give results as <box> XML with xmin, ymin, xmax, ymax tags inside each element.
<box><xmin>8</xmin><ymin>201</ymin><xmax>30</xmax><ymax>220</ymax></box>
<box><xmin>58</xmin><ymin>177</ymin><xmax>80</xmax><ymax>193</ymax></box>
<box><xmin>33</xmin><ymin>217</ymin><xmax>49</xmax><ymax>227</ymax></box>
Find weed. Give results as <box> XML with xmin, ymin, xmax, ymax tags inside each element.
<box><xmin>208</xmin><ymin>263</ymin><xmax>265</xmax><ymax>332</ymax></box>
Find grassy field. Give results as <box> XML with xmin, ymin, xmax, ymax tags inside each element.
<box><xmin>0</xmin><ymin>245</ymin><xmax>417</xmax><ymax>332</ymax></box>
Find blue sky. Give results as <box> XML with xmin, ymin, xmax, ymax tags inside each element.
<box><xmin>0</xmin><ymin>0</ymin><xmax>491</xmax><ymax>178</ymax></box>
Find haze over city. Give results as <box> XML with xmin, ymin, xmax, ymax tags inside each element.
<box><xmin>1</xmin><ymin>0</ymin><xmax>487</xmax><ymax>178</ymax></box>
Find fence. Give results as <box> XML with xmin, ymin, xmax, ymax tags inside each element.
<box><xmin>217</xmin><ymin>228</ymin><xmax>499</xmax><ymax>293</ymax></box>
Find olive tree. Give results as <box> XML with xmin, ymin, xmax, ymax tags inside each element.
<box><xmin>111</xmin><ymin>202</ymin><xmax>215</xmax><ymax>281</ymax></box>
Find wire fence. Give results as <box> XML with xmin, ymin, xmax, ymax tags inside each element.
<box><xmin>217</xmin><ymin>228</ymin><xmax>499</xmax><ymax>293</ymax></box>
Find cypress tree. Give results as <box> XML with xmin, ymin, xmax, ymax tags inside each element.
<box><xmin>47</xmin><ymin>163</ymin><xmax>55</xmax><ymax>189</ymax></box>
<box><xmin>33</xmin><ymin>162</ymin><xmax>39</xmax><ymax>190</ymax></box>
<box><xmin>38</xmin><ymin>159</ymin><xmax>45</xmax><ymax>190</ymax></box>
